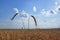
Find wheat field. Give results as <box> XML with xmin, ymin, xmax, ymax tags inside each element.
<box><xmin>0</xmin><ymin>29</ymin><xmax>60</xmax><ymax>40</ymax></box>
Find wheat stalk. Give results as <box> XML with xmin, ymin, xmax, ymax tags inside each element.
<box><xmin>31</xmin><ymin>15</ymin><xmax>37</xmax><ymax>27</ymax></box>
<box><xmin>11</xmin><ymin>8</ymin><xmax>38</xmax><ymax>29</ymax></box>
<box><xmin>11</xmin><ymin>8</ymin><xmax>19</xmax><ymax>20</ymax></box>
<box><xmin>11</xmin><ymin>13</ymin><xmax>18</xmax><ymax>20</ymax></box>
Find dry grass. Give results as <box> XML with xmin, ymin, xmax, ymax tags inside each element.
<box><xmin>0</xmin><ymin>29</ymin><xmax>60</xmax><ymax>40</ymax></box>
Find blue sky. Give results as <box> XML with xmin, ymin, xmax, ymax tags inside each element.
<box><xmin>0</xmin><ymin>0</ymin><xmax>60</xmax><ymax>29</ymax></box>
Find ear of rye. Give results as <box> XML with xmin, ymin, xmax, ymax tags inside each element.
<box><xmin>11</xmin><ymin>13</ymin><xmax>18</xmax><ymax>20</ymax></box>
<box><xmin>31</xmin><ymin>15</ymin><xmax>37</xmax><ymax>27</ymax></box>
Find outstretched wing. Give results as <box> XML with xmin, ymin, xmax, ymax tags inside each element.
<box><xmin>11</xmin><ymin>13</ymin><xmax>18</xmax><ymax>20</ymax></box>
<box><xmin>31</xmin><ymin>15</ymin><xmax>37</xmax><ymax>26</ymax></box>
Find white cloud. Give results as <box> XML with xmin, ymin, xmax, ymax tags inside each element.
<box><xmin>0</xmin><ymin>17</ymin><xmax>60</xmax><ymax>29</ymax></box>
<box><xmin>41</xmin><ymin>9</ymin><xmax>55</xmax><ymax>17</ymax></box>
<box><xmin>40</xmin><ymin>1</ymin><xmax>60</xmax><ymax>17</ymax></box>
<box><xmin>40</xmin><ymin>9</ymin><xmax>46</xmax><ymax>15</ymax></box>
<box><xmin>20</xmin><ymin>10</ymin><xmax>30</xmax><ymax>18</ymax></box>
<box><xmin>51</xmin><ymin>9</ymin><xmax>57</xmax><ymax>14</ymax></box>
<box><xmin>41</xmin><ymin>7</ymin><xmax>60</xmax><ymax>17</ymax></box>
<box><xmin>55</xmin><ymin>5</ymin><xmax>60</xmax><ymax>13</ymax></box>
<box><xmin>33</xmin><ymin>6</ymin><xmax>37</xmax><ymax>12</ymax></box>
<box><xmin>55</xmin><ymin>2</ymin><xmax>58</xmax><ymax>6</ymax></box>
<box><xmin>46</xmin><ymin>10</ymin><xmax>52</xmax><ymax>16</ymax></box>
<box><xmin>13</xmin><ymin>8</ymin><xmax>19</xmax><ymax>13</ymax></box>
<box><xmin>36</xmin><ymin>18</ymin><xmax>60</xmax><ymax>29</ymax></box>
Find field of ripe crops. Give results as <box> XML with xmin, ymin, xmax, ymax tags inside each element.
<box><xmin>0</xmin><ymin>29</ymin><xmax>60</xmax><ymax>40</ymax></box>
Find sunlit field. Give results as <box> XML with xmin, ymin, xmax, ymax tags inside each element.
<box><xmin>0</xmin><ymin>29</ymin><xmax>60</xmax><ymax>40</ymax></box>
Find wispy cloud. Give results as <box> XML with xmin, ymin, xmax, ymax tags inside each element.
<box><xmin>55</xmin><ymin>5</ymin><xmax>60</xmax><ymax>13</ymax></box>
<box><xmin>20</xmin><ymin>10</ymin><xmax>29</xmax><ymax>18</ymax></box>
<box><xmin>55</xmin><ymin>2</ymin><xmax>58</xmax><ymax>6</ymax></box>
<box><xmin>41</xmin><ymin>9</ymin><xmax>54</xmax><ymax>16</ymax></box>
<box><xmin>41</xmin><ymin>5</ymin><xmax>60</xmax><ymax>17</ymax></box>
<box><xmin>36</xmin><ymin>18</ymin><xmax>60</xmax><ymax>29</ymax></box>
<box><xmin>33</xmin><ymin>6</ymin><xmax>37</xmax><ymax>12</ymax></box>
<box><xmin>40</xmin><ymin>1</ymin><xmax>60</xmax><ymax>17</ymax></box>
<box><xmin>13</xmin><ymin>8</ymin><xmax>19</xmax><ymax>13</ymax></box>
